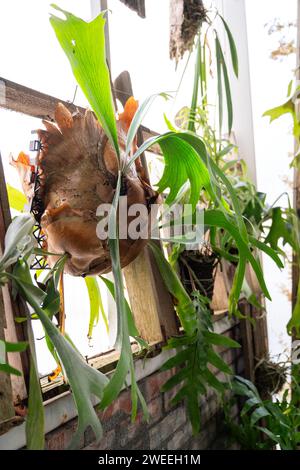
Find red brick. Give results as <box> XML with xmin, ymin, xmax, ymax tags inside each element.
<box><xmin>45</xmin><ymin>419</ymin><xmax>83</xmax><ymax>450</ymax></box>
<box><xmin>84</xmin><ymin>429</ymin><xmax>115</xmax><ymax>450</ymax></box>
<box><xmin>148</xmin><ymin>396</ymin><xmax>163</xmax><ymax>424</ymax></box>
<box><xmin>144</xmin><ymin>369</ymin><xmax>174</xmax><ymax>401</ymax></box>
<box><xmin>149</xmin><ymin>406</ymin><xmax>186</xmax><ymax>449</ymax></box>
<box><xmin>117</xmin><ymin>389</ymin><xmax>132</xmax><ymax>415</ymax></box>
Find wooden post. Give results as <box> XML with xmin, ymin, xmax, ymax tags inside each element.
<box><xmin>0</xmin><ymin>290</ymin><xmax>15</xmax><ymax>422</ymax></box>
<box><xmin>0</xmin><ymin>155</ymin><xmax>29</xmax><ymax>401</ymax></box>
<box><xmin>114</xmin><ymin>71</ymin><xmax>178</xmax><ymax>341</ymax></box>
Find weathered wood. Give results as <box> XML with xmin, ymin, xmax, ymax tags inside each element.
<box><xmin>119</xmin><ymin>0</ymin><xmax>146</xmax><ymax>18</ymax></box>
<box><xmin>0</xmin><ymin>155</ymin><xmax>29</xmax><ymax>401</ymax></box>
<box><xmin>0</xmin><ymin>77</ymin><xmax>161</xmax><ymax>154</ymax></box>
<box><xmin>114</xmin><ymin>71</ymin><xmax>177</xmax><ymax>340</ymax></box>
<box><xmin>252</xmin><ymin>300</ymin><xmax>269</xmax><ymax>360</ymax></box>
<box><xmin>123</xmin><ymin>250</ymin><xmax>163</xmax><ymax>344</ymax></box>
<box><xmin>210</xmin><ymin>264</ymin><xmax>229</xmax><ymax>314</ymax></box>
<box><xmin>0</xmin><ymin>289</ymin><xmax>15</xmax><ymax>422</ymax></box>
<box><xmin>169</xmin><ymin>0</ymin><xmax>206</xmax><ymax>61</ymax></box>
<box><xmin>147</xmin><ymin>242</ymin><xmax>178</xmax><ymax>338</ymax></box>
<box><xmin>239</xmin><ymin>303</ymin><xmax>255</xmax><ymax>381</ymax></box>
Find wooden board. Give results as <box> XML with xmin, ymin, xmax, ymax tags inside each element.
<box><xmin>123</xmin><ymin>250</ymin><xmax>163</xmax><ymax>344</ymax></box>
<box><xmin>0</xmin><ymin>77</ymin><xmax>161</xmax><ymax>155</ymax></box>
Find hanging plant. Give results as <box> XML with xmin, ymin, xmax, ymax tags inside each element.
<box><xmin>1</xmin><ymin>4</ymin><xmax>288</xmax><ymax>450</ymax></box>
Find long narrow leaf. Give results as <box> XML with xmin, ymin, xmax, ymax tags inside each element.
<box><xmin>50</xmin><ymin>6</ymin><xmax>119</xmax><ymax>158</ymax></box>
<box><xmin>219</xmin><ymin>14</ymin><xmax>239</xmax><ymax>77</ymax></box>
<box><xmin>215</xmin><ymin>33</ymin><xmax>233</xmax><ymax>135</ymax></box>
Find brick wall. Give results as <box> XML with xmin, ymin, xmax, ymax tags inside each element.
<box><xmin>44</xmin><ymin>319</ymin><xmax>243</xmax><ymax>450</ymax></box>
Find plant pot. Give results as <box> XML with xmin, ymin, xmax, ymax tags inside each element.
<box><xmin>179</xmin><ymin>249</ymin><xmax>219</xmax><ymax>300</ymax></box>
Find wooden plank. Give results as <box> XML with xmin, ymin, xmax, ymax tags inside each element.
<box><xmin>210</xmin><ymin>264</ymin><xmax>229</xmax><ymax>314</ymax></box>
<box><xmin>114</xmin><ymin>71</ymin><xmax>177</xmax><ymax>340</ymax></box>
<box><xmin>147</xmin><ymin>242</ymin><xmax>178</xmax><ymax>338</ymax></box>
<box><xmin>0</xmin><ymin>77</ymin><xmax>161</xmax><ymax>154</ymax></box>
<box><xmin>123</xmin><ymin>250</ymin><xmax>163</xmax><ymax>344</ymax></box>
<box><xmin>0</xmin><ymin>288</ymin><xmax>15</xmax><ymax>422</ymax></box>
<box><xmin>239</xmin><ymin>302</ymin><xmax>255</xmax><ymax>381</ymax></box>
<box><xmin>252</xmin><ymin>300</ymin><xmax>268</xmax><ymax>360</ymax></box>
<box><xmin>0</xmin><ymin>155</ymin><xmax>29</xmax><ymax>400</ymax></box>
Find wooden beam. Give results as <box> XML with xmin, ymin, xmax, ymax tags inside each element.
<box><xmin>0</xmin><ymin>77</ymin><xmax>161</xmax><ymax>155</ymax></box>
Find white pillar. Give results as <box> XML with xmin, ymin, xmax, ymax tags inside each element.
<box><xmin>214</xmin><ymin>0</ymin><xmax>257</xmax><ymax>184</ymax></box>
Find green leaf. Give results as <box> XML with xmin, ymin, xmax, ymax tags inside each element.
<box><xmin>50</xmin><ymin>5</ymin><xmax>119</xmax><ymax>158</ymax></box>
<box><xmin>203</xmin><ymin>331</ymin><xmax>240</xmax><ymax>348</ymax></box>
<box><xmin>0</xmin><ymin>213</ymin><xmax>34</xmax><ymax>270</ymax></box>
<box><xmin>149</xmin><ymin>241</ymin><xmax>198</xmax><ymax>336</ymax></box>
<box><xmin>207</xmin><ymin>349</ymin><xmax>233</xmax><ymax>375</ymax></box>
<box><xmin>26</xmin><ymin>305</ymin><xmax>45</xmax><ymax>450</ymax></box>
<box><xmin>263</xmin><ymin>96</ymin><xmax>300</xmax><ymax>139</ymax></box>
<box><xmin>10</xmin><ymin>264</ymin><xmax>109</xmax><ymax>449</ymax></box>
<box><xmin>125</xmin><ymin>131</ymin><xmax>213</xmax><ymax>212</ymax></box>
<box><xmin>99</xmin><ymin>172</ymin><xmax>147</xmax><ymax>419</ymax></box>
<box><xmin>6</xmin><ymin>184</ymin><xmax>27</xmax><ymax>212</ymax></box>
<box><xmin>0</xmin><ymin>339</ymin><xmax>28</xmax><ymax>353</ymax></box>
<box><xmin>173</xmin><ymin>132</ymin><xmax>247</xmax><ymax>240</ymax></box>
<box><xmin>160</xmin><ymin>348</ymin><xmax>191</xmax><ymax>371</ymax></box>
<box><xmin>265</xmin><ymin>207</ymin><xmax>296</xmax><ymax>252</ymax></box>
<box><xmin>250</xmin><ymin>406</ymin><xmax>270</xmax><ymax>426</ymax></box>
<box><xmin>257</xmin><ymin>426</ymin><xmax>280</xmax><ymax>444</ymax></box>
<box><xmin>188</xmin><ymin>34</ymin><xmax>201</xmax><ymax>132</ymax></box>
<box><xmin>202</xmin><ymin>368</ymin><xmax>227</xmax><ymax>393</ymax></box>
<box><xmin>219</xmin><ymin>14</ymin><xmax>239</xmax><ymax>77</ymax></box>
<box><xmin>287</xmin><ymin>277</ymin><xmax>300</xmax><ymax>337</ymax></box>
<box><xmin>249</xmin><ymin>236</ymin><xmax>284</xmax><ymax>269</ymax></box>
<box><xmin>216</xmin><ymin>35</ymin><xmax>223</xmax><ymax>132</ymax></box>
<box><xmin>234</xmin><ymin>375</ymin><xmax>260</xmax><ymax>396</ymax></box>
<box><xmin>215</xmin><ymin>34</ymin><xmax>233</xmax><ymax>134</ymax></box>
<box><xmin>161</xmin><ymin>368</ymin><xmax>191</xmax><ymax>392</ymax></box>
<box><xmin>163</xmin><ymin>113</ymin><xmax>177</xmax><ymax>132</ymax></box>
<box><xmin>287</xmin><ymin>80</ymin><xmax>293</xmax><ymax>97</ymax></box>
<box><xmin>0</xmin><ymin>339</ymin><xmax>28</xmax><ymax>376</ymax></box>
<box><xmin>0</xmin><ymin>363</ymin><xmax>22</xmax><ymax>376</ymax></box>
<box><xmin>125</xmin><ymin>93</ymin><xmax>168</xmax><ymax>157</ymax></box>
<box><xmin>241</xmin><ymin>396</ymin><xmax>262</xmax><ymax>416</ymax></box>
<box><xmin>26</xmin><ymin>353</ymin><xmax>45</xmax><ymax>449</ymax></box>
<box><xmin>158</xmin><ymin>134</ymin><xmax>210</xmax><ymax>210</ymax></box>
<box><xmin>187</xmin><ymin>388</ymin><xmax>201</xmax><ymax>434</ymax></box>
<box><xmin>85</xmin><ymin>277</ymin><xmax>108</xmax><ymax>338</ymax></box>
<box><xmin>203</xmin><ymin>209</ymin><xmax>271</xmax><ymax>310</ymax></box>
